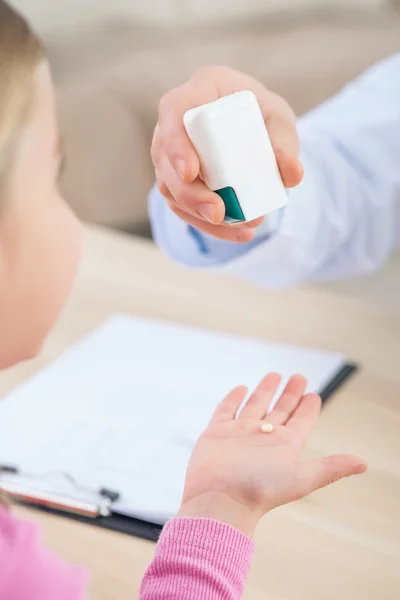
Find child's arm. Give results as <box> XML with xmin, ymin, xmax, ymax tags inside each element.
<box><xmin>140</xmin><ymin>373</ymin><xmax>366</xmax><ymax>599</ymax></box>
<box><xmin>0</xmin><ymin>506</ymin><xmax>88</xmax><ymax>600</ymax></box>
<box><xmin>150</xmin><ymin>55</ymin><xmax>400</xmax><ymax>287</ymax></box>
<box><xmin>140</xmin><ymin>519</ymin><xmax>253</xmax><ymax>600</ymax></box>
<box><xmin>0</xmin><ymin>504</ymin><xmax>252</xmax><ymax>600</ymax></box>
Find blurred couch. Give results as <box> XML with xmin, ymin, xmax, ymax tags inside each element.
<box><xmin>12</xmin><ymin>0</ymin><xmax>393</xmax><ymax>34</ymax></box>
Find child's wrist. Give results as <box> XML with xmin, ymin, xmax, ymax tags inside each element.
<box><xmin>178</xmin><ymin>491</ymin><xmax>261</xmax><ymax>538</ymax></box>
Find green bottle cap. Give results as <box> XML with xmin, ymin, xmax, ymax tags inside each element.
<box><xmin>215</xmin><ymin>186</ymin><xmax>245</xmax><ymax>223</ymax></box>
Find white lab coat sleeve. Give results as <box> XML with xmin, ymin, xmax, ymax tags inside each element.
<box><xmin>149</xmin><ymin>53</ymin><xmax>400</xmax><ymax>287</ymax></box>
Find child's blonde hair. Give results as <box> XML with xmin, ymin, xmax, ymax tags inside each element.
<box><xmin>0</xmin><ymin>0</ymin><xmax>44</xmax><ymax>505</ymax></box>
<box><xmin>0</xmin><ymin>0</ymin><xmax>45</xmax><ymax>185</ymax></box>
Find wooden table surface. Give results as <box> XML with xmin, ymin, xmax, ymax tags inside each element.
<box><xmin>1</xmin><ymin>227</ymin><xmax>399</xmax><ymax>600</ymax></box>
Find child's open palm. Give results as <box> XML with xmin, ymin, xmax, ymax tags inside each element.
<box><xmin>180</xmin><ymin>374</ymin><xmax>366</xmax><ymax>536</ymax></box>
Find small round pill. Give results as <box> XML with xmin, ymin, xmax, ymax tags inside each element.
<box><xmin>261</xmin><ymin>423</ymin><xmax>274</xmax><ymax>433</ymax></box>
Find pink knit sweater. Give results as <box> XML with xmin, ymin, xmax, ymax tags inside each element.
<box><xmin>0</xmin><ymin>506</ymin><xmax>254</xmax><ymax>599</ymax></box>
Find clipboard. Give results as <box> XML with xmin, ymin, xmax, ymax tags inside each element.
<box><xmin>1</xmin><ymin>361</ymin><xmax>358</xmax><ymax>543</ymax></box>
<box><xmin>28</xmin><ymin>505</ymin><xmax>163</xmax><ymax>542</ymax></box>
<box><xmin>0</xmin><ymin>315</ymin><xmax>360</xmax><ymax>542</ymax></box>
<box><xmin>319</xmin><ymin>362</ymin><xmax>358</xmax><ymax>403</ymax></box>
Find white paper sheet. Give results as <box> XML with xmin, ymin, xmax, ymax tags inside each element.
<box><xmin>0</xmin><ymin>314</ymin><xmax>346</xmax><ymax>524</ymax></box>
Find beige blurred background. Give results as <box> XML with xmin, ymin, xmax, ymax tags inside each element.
<box><xmin>10</xmin><ymin>0</ymin><xmax>400</xmax><ymax>311</ymax></box>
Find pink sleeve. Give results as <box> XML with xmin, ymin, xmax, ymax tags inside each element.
<box><xmin>140</xmin><ymin>518</ymin><xmax>254</xmax><ymax>599</ymax></box>
<box><xmin>0</xmin><ymin>509</ymin><xmax>253</xmax><ymax>600</ymax></box>
<box><xmin>0</xmin><ymin>507</ymin><xmax>88</xmax><ymax>600</ymax></box>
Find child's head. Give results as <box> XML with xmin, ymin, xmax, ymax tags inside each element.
<box><xmin>0</xmin><ymin>1</ymin><xmax>83</xmax><ymax>369</ymax></box>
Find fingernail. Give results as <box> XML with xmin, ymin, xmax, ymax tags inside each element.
<box><xmin>175</xmin><ymin>158</ymin><xmax>186</xmax><ymax>180</ymax></box>
<box><xmin>199</xmin><ymin>203</ymin><xmax>217</xmax><ymax>223</ymax></box>
<box><xmin>355</xmin><ymin>463</ymin><xmax>367</xmax><ymax>474</ymax></box>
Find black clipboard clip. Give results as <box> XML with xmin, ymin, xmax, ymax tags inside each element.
<box><xmin>0</xmin><ymin>464</ymin><xmax>121</xmax><ymax>518</ymax></box>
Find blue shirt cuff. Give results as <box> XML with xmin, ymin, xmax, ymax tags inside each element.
<box><xmin>187</xmin><ymin>208</ymin><xmax>283</xmax><ymax>260</ymax></box>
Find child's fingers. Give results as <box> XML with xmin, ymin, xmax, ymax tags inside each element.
<box><xmin>239</xmin><ymin>373</ymin><xmax>281</xmax><ymax>420</ymax></box>
<box><xmin>296</xmin><ymin>454</ymin><xmax>367</xmax><ymax>497</ymax></box>
<box><xmin>265</xmin><ymin>374</ymin><xmax>307</xmax><ymax>427</ymax></box>
<box><xmin>210</xmin><ymin>385</ymin><xmax>249</xmax><ymax>423</ymax></box>
<box><xmin>285</xmin><ymin>393</ymin><xmax>322</xmax><ymax>450</ymax></box>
